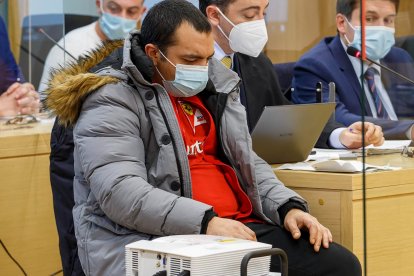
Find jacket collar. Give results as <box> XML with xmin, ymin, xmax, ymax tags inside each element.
<box><xmin>328</xmin><ymin>35</ymin><xmax>372</xmax><ymax>115</ymax></box>
<box><xmin>208</xmin><ymin>57</ymin><xmax>240</xmax><ymax>94</ymax></box>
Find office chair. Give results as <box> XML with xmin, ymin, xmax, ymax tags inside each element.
<box><xmin>18</xmin><ymin>13</ymin><xmax>97</xmax><ymax>89</ymax></box>
<box><xmin>396</xmin><ymin>35</ymin><xmax>414</xmax><ymax>61</ymax></box>
<box><xmin>273</xmin><ymin>62</ymin><xmax>296</xmax><ymax>101</ymax></box>
<box><xmin>391</xmin><ymin>36</ymin><xmax>414</xmax><ymax>118</ymax></box>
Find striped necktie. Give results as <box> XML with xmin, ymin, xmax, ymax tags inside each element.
<box><xmin>221</xmin><ymin>56</ymin><xmax>232</xmax><ymax>69</ymax></box>
<box><xmin>364</xmin><ymin>67</ymin><xmax>388</xmax><ymax>119</ymax></box>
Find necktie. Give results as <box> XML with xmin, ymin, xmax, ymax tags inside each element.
<box><xmin>364</xmin><ymin>67</ymin><xmax>388</xmax><ymax>119</ymax></box>
<box><xmin>221</xmin><ymin>56</ymin><xmax>232</xmax><ymax>69</ymax></box>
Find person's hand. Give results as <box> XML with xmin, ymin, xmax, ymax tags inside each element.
<box><xmin>0</xmin><ymin>91</ymin><xmax>20</xmax><ymax>116</ymax></box>
<box><xmin>5</xmin><ymin>82</ymin><xmax>40</xmax><ymax>115</ymax></box>
<box><xmin>339</xmin><ymin>122</ymin><xmax>384</xmax><ymax>149</ymax></box>
<box><xmin>284</xmin><ymin>209</ymin><xmax>332</xmax><ymax>252</ymax></box>
<box><xmin>206</xmin><ymin>217</ymin><xmax>257</xmax><ymax>241</ymax></box>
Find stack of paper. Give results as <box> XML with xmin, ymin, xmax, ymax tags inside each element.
<box><xmin>276</xmin><ymin>160</ymin><xmax>401</xmax><ymax>173</ymax></box>
<box><xmin>352</xmin><ymin>140</ymin><xmax>412</xmax><ymax>155</ymax></box>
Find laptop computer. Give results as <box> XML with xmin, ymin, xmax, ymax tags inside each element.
<box><xmin>251</xmin><ymin>103</ymin><xmax>336</xmax><ymax>164</ymax></box>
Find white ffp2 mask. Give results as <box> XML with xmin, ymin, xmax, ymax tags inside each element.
<box><xmin>216</xmin><ymin>8</ymin><xmax>268</xmax><ymax>57</ymax></box>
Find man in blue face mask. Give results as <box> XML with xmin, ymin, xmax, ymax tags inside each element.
<box><xmin>45</xmin><ymin>1</ymin><xmax>360</xmax><ymax>274</ymax></box>
<box><xmin>39</xmin><ymin>0</ymin><xmax>146</xmax><ymax>97</ymax></box>
<box><xmin>292</xmin><ymin>0</ymin><xmax>414</xmax><ymax>141</ymax></box>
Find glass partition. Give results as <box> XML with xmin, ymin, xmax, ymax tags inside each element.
<box><xmin>266</xmin><ymin>1</ymin><xmax>414</xmax><ymax>275</ymax></box>
<box><xmin>16</xmin><ymin>0</ymin><xmax>65</xmax><ymax>90</ymax></box>
<box><xmin>1</xmin><ymin>0</ymin><xmax>413</xmax><ymax>275</ymax></box>
<box><xmin>1</xmin><ymin>1</ymin><xmax>64</xmax><ymax>274</ymax></box>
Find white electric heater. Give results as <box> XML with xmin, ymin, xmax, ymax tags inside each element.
<box><xmin>125</xmin><ymin>235</ymin><xmax>272</xmax><ymax>276</ymax></box>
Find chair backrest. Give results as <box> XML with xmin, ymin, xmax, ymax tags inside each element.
<box><xmin>19</xmin><ymin>13</ymin><xmax>98</xmax><ymax>89</ymax></box>
<box><xmin>396</xmin><ymin>35</ymin><xmax>414</xmax><ymax>61</ymax></box>
<box><xmin>273</xmin><ymin>62</ymin><xmax>296</xmax><ymax>101</ymax></box>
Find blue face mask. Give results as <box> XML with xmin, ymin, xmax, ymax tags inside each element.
<box><xmin>99</xmin><ymin>2</ymin><xmax>138</xmax><ymax>40</ymax></box>
<box><xmin>156</xmin><ymin>50</ymin><xmax>209</xmax><ymax>97</ymax></box>
<box><xmin>345</xmin><ymin>17</ymin><xmax>395</xmax><ymax>60</ymax></box>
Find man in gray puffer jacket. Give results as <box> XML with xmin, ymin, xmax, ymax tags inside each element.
<box><xmin>47</xmin><ymin>0</ymin><xmax>361</xmax><ymax>275</ymax></box>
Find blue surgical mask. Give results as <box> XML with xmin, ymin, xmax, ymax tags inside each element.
<box><xmin>99</xmin><ymin>1</ymin><xmax>138</xmax><ymax>40</ymax></box>
<box><xmin>344</xmin><ymin>17</ymin><xmax>395</xmax><ymax>60</ymax></box>
<box><xmin>156</xmin><ymin>50</ymin><xmax>209</xmax><ymax>97</ymax></box>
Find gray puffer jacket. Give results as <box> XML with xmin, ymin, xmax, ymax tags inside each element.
<box><xmin>46</xmin><ymin>33</ymin><xmax>307</xmax><ymax>275</ymax></box>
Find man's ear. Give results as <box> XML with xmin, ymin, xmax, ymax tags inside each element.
<box><xmin>336</xmin><ymin>14</ymin><xmax>347</xmax><ymax>35</ymax></box>
<box><xmin>206</xmin><ymin>5</ymin><xmax>221</xmax><ymax>26</ymax></box>
<box><xmin>140</xmin><ymin>6</ymin><xmax>147</xmax><ymax>16</ymax></box>
<box><xmin>96</xmin><ymin>0</ymin><xmax>102</xmax><ymax>15</ymax></box>
<box><xmin>145</xmin><ymin>44</ymin><xmax>159</xmax><ymax>66</ymax></box>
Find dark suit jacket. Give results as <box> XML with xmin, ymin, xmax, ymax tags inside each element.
<box><xmin>233</xmin><ymin>52</ymin><xmax>341</xmax><ymax>148</ymax></box>
<box><xmin>292</xmin><ymin>35</ymin><xmax>414</xmax><ymax>140</ymax></box>
<box><xmin>0</xmin><ymin>16</ymin><xmax>24</xmax><ymax>93</ymax></box>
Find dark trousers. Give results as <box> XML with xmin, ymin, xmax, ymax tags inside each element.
<box><xmin>50</xmin><ymin>119</ymin><xmax>85</xmax><ymax>276</ymax></box>
<box><xmin>247</xmin><ymin>223</ymin><xmax>362</xmax><ymax>276</ymax></box>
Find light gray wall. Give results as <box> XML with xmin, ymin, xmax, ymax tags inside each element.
<box><xmin>0</xmin><ymin>0</ymin><xmax>7</xmax><ymax>22</ymax></box>
<box><xmin>28</xmin><ymin>0</ymin><xmax>98</xmax><ymax>16</ymax></box>
<box><xmin>145</xmin><ymin>0</ymin><xmax>198</xmax><ymax>10</ymax></box>
<box><xmin>28</xmin><ymin>0</ymin><xmax>198</xmax><ymax>16</ymax></box>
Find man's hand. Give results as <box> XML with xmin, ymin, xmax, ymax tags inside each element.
<box><xmin>340</xmin><ymin>122</ymin><xmax>384</xmax><ymax>149</ymax></box>
<box><xmin>0</xmin><ymin>91</ymin><xmax>20</xmax><ymax>116</ymax></box>
<box><xmin>284</xmin><ymin>209</ymin><xmax>332</xmax><ymax>252</ymax></box>
<box><xmin>206</xmin><ymin>217</ymin><xmax>257</xmax><ymax>241</ymax></box>
<box><xmin>4</xmin><ymin>82</ymin><xmax>40</xmax><ymax>115</ymax></box>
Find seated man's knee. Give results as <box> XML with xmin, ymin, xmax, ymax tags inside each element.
<box><xmin>327</xmin><ymin>243</ymin><xmax>362</xmax><ymax>276</ymax></box>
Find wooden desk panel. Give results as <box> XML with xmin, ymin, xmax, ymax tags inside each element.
<box><xmin>0</xmin><ymin>121</ymin><xmax>61</xmax><ymax>275</ymax></box>
<box><xmin>273</xmin><ymin>155</ymin><xmax>414</xmax><ymax>275</ymax></box>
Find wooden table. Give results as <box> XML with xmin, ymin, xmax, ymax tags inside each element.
<box><xmin>273</xmin><ymin>154</ymin><xmax>414</xmax><ymax>276</ymax></box>
<box><xmin>0</xmin><ymin>119</ymin><xmax>61</xmax><ymax>275</ymax></box>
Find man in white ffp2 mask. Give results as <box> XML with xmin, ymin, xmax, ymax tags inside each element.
<box><xmin>200</xmin><ymin>0</ymin><xmax>384</xmax><ymax>150</ymax></box>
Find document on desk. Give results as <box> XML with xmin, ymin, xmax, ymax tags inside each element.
<box><xmin>352</xmin><ymin>140</ymin><xmax>412</xmax><ymax>155</ymax></box>
<box><xmin>306</xmin><ymin>148</ymin><xmax>351</xmax><ymax>161</ymax></box>
<box><xmin>276</xmin><ymin>160</ymin><xmax>401</xmax><ymax>173</ymax></box>
<box><xmin>306</xmin><ymin>140</ymin><xmax>412</xmax><ymax>162</ymax></box>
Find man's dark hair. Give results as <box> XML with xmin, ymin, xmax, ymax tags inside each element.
<box><xmin>199</xmin><ymin>0</ymin><xmax>237</xmax><ymax>16</ymax></box>
<box><xmin>337</xmin><ymin>0</ymin><xmax>400</xmax><ymax>19</ymax></box>
<box><xmin>141</xmin><ymin>0</ymin><xmax>211</xmax><ymax>53</ymax></box>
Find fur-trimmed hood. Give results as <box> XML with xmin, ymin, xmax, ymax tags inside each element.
<box><xmin>45</xmin><ymin>40</ymin><xmax>124</xmax><ymax>127</ymax></box>
<box><xmin>45</xmin><ymin>32</ymin><xmax>155</xmax><ymax>127</ymax></box>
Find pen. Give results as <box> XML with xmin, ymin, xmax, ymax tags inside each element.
<box><xmin>315</xmin><ymin>82</ymin><xmax>322</xmax><ymax>103</ymax></box>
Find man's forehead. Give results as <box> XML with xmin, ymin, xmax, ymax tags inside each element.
<box><xmin>106</xmin><ymin>0</ymin><xmax>144</xmax><ymax>7</ymax></box>
<box><xmin>174</xmin><ymin>22</ymin><xmax>212</xmax><ymax>41</ymax></box>
<box><xmin>351</xmin><ymin>0</ymin><xmax>396</xmax><ymax>15</ymax></box>
<box><xmin>227</xmin><ymin>0</ymin><xmax>269</xmax><ymax>11</ymax></box>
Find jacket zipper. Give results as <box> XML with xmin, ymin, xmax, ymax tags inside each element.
<box><xmin>217</xmin><ymin>81</ymin><xmax>247</xmax><ymax>186</ymax></box>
